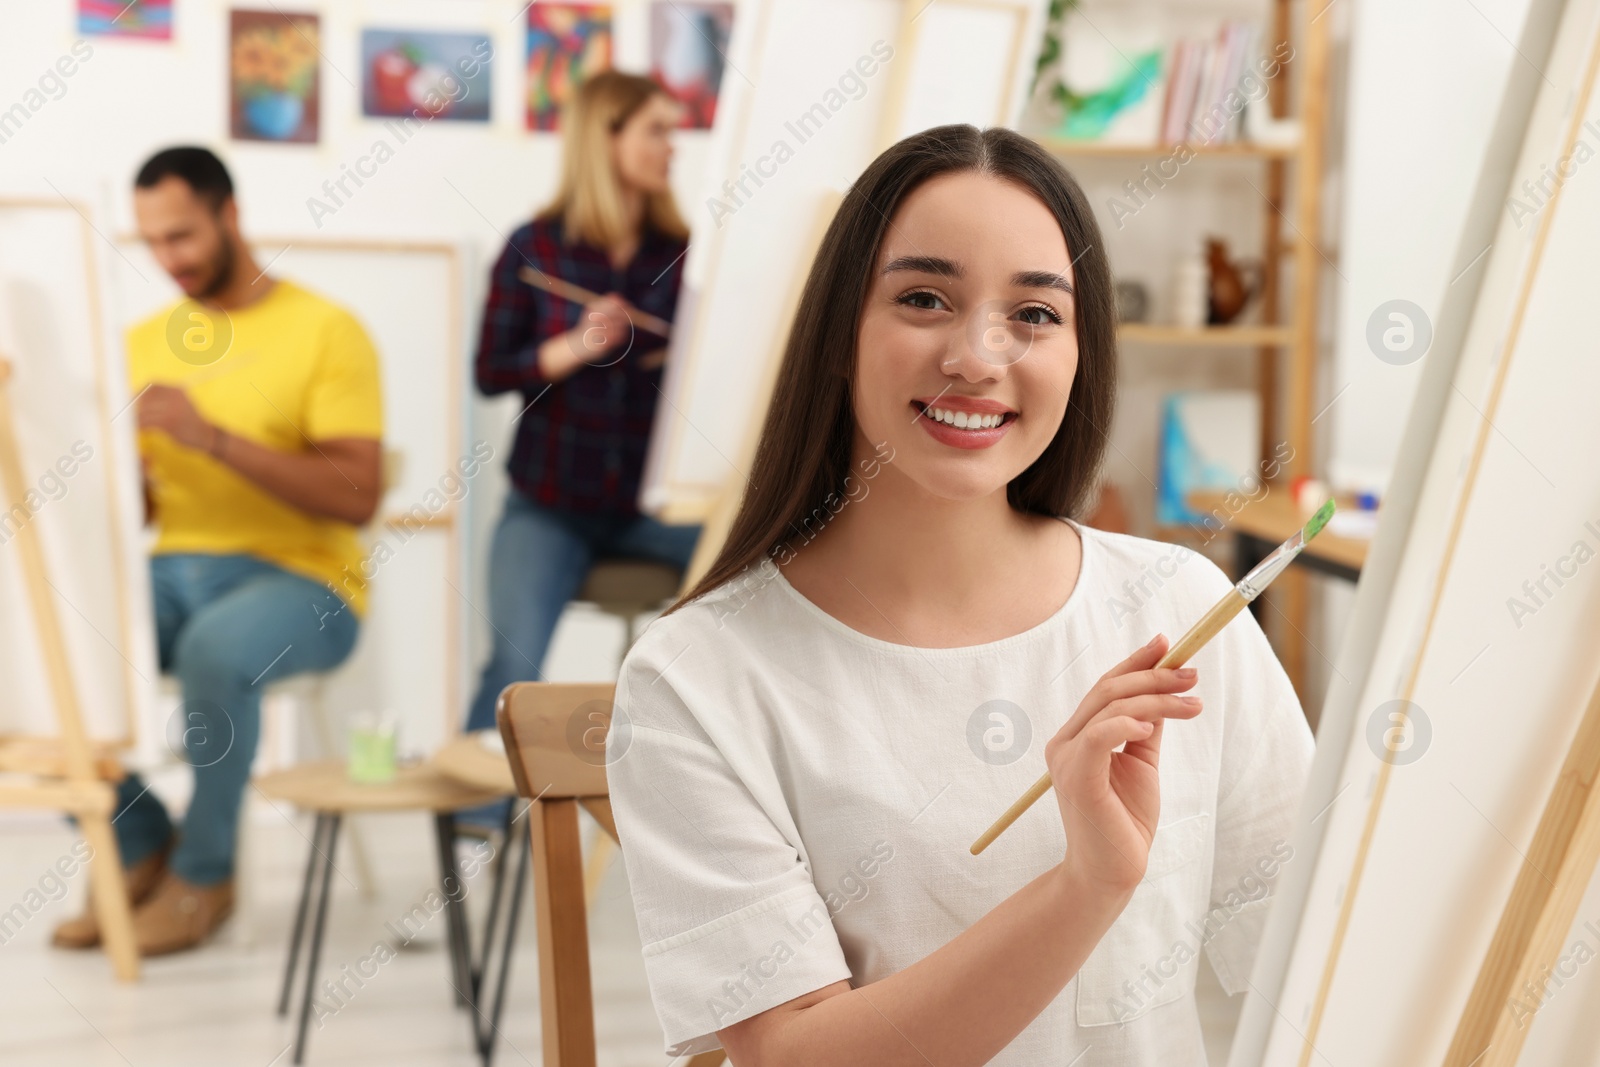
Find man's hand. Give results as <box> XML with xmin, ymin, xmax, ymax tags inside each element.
<box><xmin>134</xmin><ymin>382</ymin><xmax>379</xmax><ymax>525</ymax></box>
<box><xmin>137</xmin><ymin>384</ymin><xmax>217</xmax><ymax>452</ymax></box>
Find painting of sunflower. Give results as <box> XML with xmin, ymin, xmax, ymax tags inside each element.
<box><xmin>229</xmin><ymin>9</ymin><xmax>320</xmax><ymax>143</ymax></box>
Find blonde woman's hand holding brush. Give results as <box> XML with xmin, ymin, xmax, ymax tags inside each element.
<box><xmin>1047</xmin><ymin>632</ymin><xmax>1203</xmax><ymax>895</ymax></box>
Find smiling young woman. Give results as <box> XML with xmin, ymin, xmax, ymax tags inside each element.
<box><xmin>605</xmin><ymin>124</ymin><xmax>1314</xmax><ymax>1066</ymax></box>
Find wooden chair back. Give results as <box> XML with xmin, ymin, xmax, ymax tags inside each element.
<box><xmin>497</xmin><ymin>681</ymin><xmax>725</xmax><ymax>1067</ymax></box>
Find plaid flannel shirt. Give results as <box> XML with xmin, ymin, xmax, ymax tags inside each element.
<box><xmin>475</xmin><ymin>214</ymin><xmax>686</xmax><ymax>517</ymax></box>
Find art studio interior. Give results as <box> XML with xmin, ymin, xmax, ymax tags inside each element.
<box><xmin>3</xmin><ymin>0</ymin><xmax>1598</xmax><ymax>1065</ymax></box>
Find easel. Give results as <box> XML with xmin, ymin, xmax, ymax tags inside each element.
<box><xmin>1443</xmin><ymin>670</ymin><xmax>1600</xmax><ymax>1065</ymax></box>
<box><xmin>0</xmin><ymin>356</ymin><xmax>139</xmax><ymax>980</ymax></box>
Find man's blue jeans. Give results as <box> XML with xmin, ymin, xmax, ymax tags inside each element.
<box><xmin>111</xmin><ymin>553</ymin><xmax>360</xmax><ymax>886</ymax></box>
<box><xmin>462</xmin><ymin>490</ymin><xmax>702</xmax><ymax>733</ymax></box>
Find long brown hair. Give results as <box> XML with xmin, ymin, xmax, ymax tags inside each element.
<box><xmin>537</xmin><ymin>70</ymin><xmax>690</xmax><ymax>247</ymax></box>
<box><xmin>665</xmin><ymin>123</ymin><xmax>1117</xmax><ymax>615</ymax></box>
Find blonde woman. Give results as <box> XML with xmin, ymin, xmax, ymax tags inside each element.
<box><xmin>463</xmin><ymin>72</ymin><xmax>700</xmax><ymax>752</ymax></box>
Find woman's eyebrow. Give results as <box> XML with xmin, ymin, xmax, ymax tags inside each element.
<box><xmin>881</xmin><ymin>254</ymin><xmax>961</xmax><ymax>278</ymax></box>
<box><xmin>1013</xmin><ymin>269</ymin><xmax>1074</xmax><ymax>295</ymax></box>
<box><xmin>880</xmin><ymin>256</ymin><xmax>1074</xmax><ymax>295</ymax></box>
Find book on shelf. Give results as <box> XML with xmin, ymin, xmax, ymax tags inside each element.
<box><xmin>1172</xmin><ymin>21</ymin><xmax>1260</xmax><ymax>146</ymax></box>
<box><xmin>1043</xmin><ymin>12</ymin><xmax>1271</xmax><ymax>149</ymax></box>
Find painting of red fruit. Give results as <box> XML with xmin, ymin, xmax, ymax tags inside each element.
<box><xmin>360</xmin><ymin>29</ymin><xmax>494</xmax><ymax>122</ymax></box>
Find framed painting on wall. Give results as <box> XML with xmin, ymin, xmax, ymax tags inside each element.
<box><xmin>650</xmin><ymin>1</ymin><xmax>735</xmax><ymax>129</ymax></box>
<box><xmin>229</xmin><ymin>9</ymin><xmax>320</xmax><ymax>144</ymax></box>
<box><xmin>526</xmin><ymin>3</ymin><xmax>612</xmax><ymax>131</ymax></box>
<box><xmin>361</xmin><ymin>29</ymin><xmax>493</xmax><ymax>122</ymax></box>
<box><xmin>79</xmin><ymin>0</ymin><xmax>172</xmax><ymax>39</ymax></box>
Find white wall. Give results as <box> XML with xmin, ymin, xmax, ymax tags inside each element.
<box><xmin>0</xmin><ymin>1</ymin><xmax>713</xmax><ymax>245</ymax></box>
<box><xmin>1326</xmin><ymin>0</ymin><xmax>1533</xmax><ymax>492</ymax></box>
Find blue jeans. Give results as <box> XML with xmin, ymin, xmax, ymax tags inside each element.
<box><xmin>462</xmin><ymin>490</ymin><xmax>702</xmax><ymax>733</ymax></box>
<box><xmin>111</xmin><ymin>553</ymin><xmax>360</xmax><ymax>885</ymax></box>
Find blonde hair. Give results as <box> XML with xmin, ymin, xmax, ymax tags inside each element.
<box><xmin>536</xmin><ymin>71</ymin><xmax>690</xmax><ymax>249</ymax></box>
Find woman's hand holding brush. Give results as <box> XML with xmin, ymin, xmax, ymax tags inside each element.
<box><xmin>1046</xmin><ymin>633</ymin><xmax>1203</xmax><ymax>894</ymax></box>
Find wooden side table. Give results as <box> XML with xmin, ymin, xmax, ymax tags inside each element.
<box><xmin>255</xmin><ymin>760</ymin><xmax>504</xmax><ymax>1065</ymax></box>
<box><xmin>435</xmin><ymin>731</ymin><xmax>517</xmax><ymax>795</ymax></box>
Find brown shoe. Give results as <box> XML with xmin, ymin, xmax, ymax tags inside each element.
<box><xmin>51</xmin><ymin>840</ymin><xmax>172</xmax><ymax>950</ymax></box>
<box><xmin>132</xmin><ymin>872</ymin><xmax>235</xmax><ymax>957</ymax></box>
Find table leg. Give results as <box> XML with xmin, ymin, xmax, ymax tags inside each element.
<box><xmin>434</xmin><ymin>812</ymin><xmax>474</xmax><ymax>1007</ymax></box>
<box><xmin>474</xmin><ymin>801</ymin><xmax>515</xmax><ymax>991</ymax></box>
<box><xmin>278</xmin><ymin>812</ymin><xmax>328</xmax><ymax>1017</ymax></box>
<box><xmin>476</xmin><ymin>808</ymin><xmax>531</xmax><ymax>1067</ymax></box>
<box><xmin>293</xmin><ymin>813</ymin><xmax>341</xmax><ymax>1066</ymax></box>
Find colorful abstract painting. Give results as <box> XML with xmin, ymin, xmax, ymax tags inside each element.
<box><xmin>526</xmin><ymin>4</ymin><xmax>612</xmax><ymax>132</ymax></box>
<box><xmin>229</xmin><ymin>9</ymin><xmax>320</xmax><ymax>143</ymax></box>
<box><xmin>650</xmin><ymin>1</ymin><xmax>733</xmax><ymax>129</ymax></box>
<box><xmin>78</xmin><ymin>0</ymin><xmax>172</xmax><ymax>39</ymax></box>
<box><xmin>361</xmin><ymin>29</ymin><xmax>493</xmax><ymax>122</ymax></box>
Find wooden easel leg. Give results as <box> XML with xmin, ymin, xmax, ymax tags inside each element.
<box><xmin>1444</xmin><ymin>672</ymin><xmax>1600</xmax><ymax>1066</ymax></box>
<box><xmin>79</xmin><ymin>810</ymin><xmax>139</xmax><ymax>981</ymax></box>
<box><xmin>0</xmin><ymin>362</ymin><xmax>140</xmax><ymax>981</ymax></box>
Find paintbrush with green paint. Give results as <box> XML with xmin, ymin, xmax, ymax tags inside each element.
<box><xmin>970</xmin><ymin>499</ymin><xmax>1337</xmax><ymax>856</ymax></box>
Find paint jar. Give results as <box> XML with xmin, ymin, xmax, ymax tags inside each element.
<box><xmin>348</xmin><ymin>710</ymin><xmax>398</xmax><ymax>784</ymax></box>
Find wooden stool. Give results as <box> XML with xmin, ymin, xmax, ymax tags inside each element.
<box><xmin>255</xmin><ymin>760</ymin><xmax>504</xmax><ymax>1065</ymax></box>
<box><xmin>575</xmin><ymin>559</ymin><xmax>682</xmax><ymax>645</ymax></box>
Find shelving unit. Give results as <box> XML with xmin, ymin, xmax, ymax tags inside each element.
<box><xmin>1036</xmin><ymin>0</ymin><xmax>1333</xmax><ymax>697</ymax></box>
<box><xmin>1044</xmin><ymin>0</ymin><xmax>1328</xmax><ymax>484</ymax></box>
<box><xmin>1035</xmin><ymin>137</ymin><xmax>1300</xmax><ymax>159</ymax></box>
<box><xmin>1117</xmin><ymin>323</ymin><xmax>1293</xmax><ymax>346</ymax></box>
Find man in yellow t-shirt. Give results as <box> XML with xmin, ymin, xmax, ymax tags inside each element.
<box><xmin>52</xmin><ymin>147</ymin><xmax>384</xmax><ymax>957</ymax></box>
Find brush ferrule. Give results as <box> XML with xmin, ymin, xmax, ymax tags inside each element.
<box><xmin>1238</xmin><ymin>540</ymin><xmax>1305</xmax><ymax>600</ymax></box>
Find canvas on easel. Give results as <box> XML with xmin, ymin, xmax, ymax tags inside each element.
<box><xmin>1229</xmin><ymin>0</ymin><xmax>1600</xmax><ymax>1061</ymax></box>
<box><xmin>0</xmin><ymin>198</ymin><xmax>153</xmax><ymax>750</ymax></box>
<box><xmin>0</xmin><ymin>195</ymin><xmax>159</xmax><ymax>979</ymax></box>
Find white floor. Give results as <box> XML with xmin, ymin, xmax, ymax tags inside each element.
<box><xmin>0</xmin><ymin>801</ymin><xmax>670</xmax><ymax>1067</ymax></box>
<box><xmin>0</xmin><ymin>606</ymin><xmax>1246</xmax><ymax>1064</ymax></box>
<box><xmin>0</xmin><ymin>803</ymin><xmax>1245</xmax><ymax>1066</ymax></box>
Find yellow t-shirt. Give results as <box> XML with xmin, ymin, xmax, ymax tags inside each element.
<box><xmin>127</xmin><ymin>280</ymin><xmax>384</xmax><ymax>616</ymax></box>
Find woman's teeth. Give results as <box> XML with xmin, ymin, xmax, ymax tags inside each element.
<box><xmin>924</xmin><ymin>406</ymin><xmax>1007</xmax><ymax>429</ymax></box>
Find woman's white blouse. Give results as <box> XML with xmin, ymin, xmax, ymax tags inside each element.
<box><xmin>606</xmin><ymin>521</ymin><xmax>1315</xmax><ymax>1064</ymax></box>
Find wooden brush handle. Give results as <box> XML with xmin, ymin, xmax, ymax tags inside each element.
<box><xmin>517</xmin><ymin>265</ymin><xmax>674</xmax><ymax>338</ymax></box>
<box><xmin>969</xmin><ymin>589</ymin><xmax>1251</xmax><ymax>855</ymax></box>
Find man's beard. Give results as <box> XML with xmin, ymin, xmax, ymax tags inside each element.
<box><xmin>194</xmin><ymin>235</ymin><xmax>237</xmax><ymax>301</ymax></box>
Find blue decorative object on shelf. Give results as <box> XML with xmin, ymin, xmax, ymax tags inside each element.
<box><xmin>1156</xmin><ymin>391</ymin><xmax>1261</xmax><ymax>526</ymax></box>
